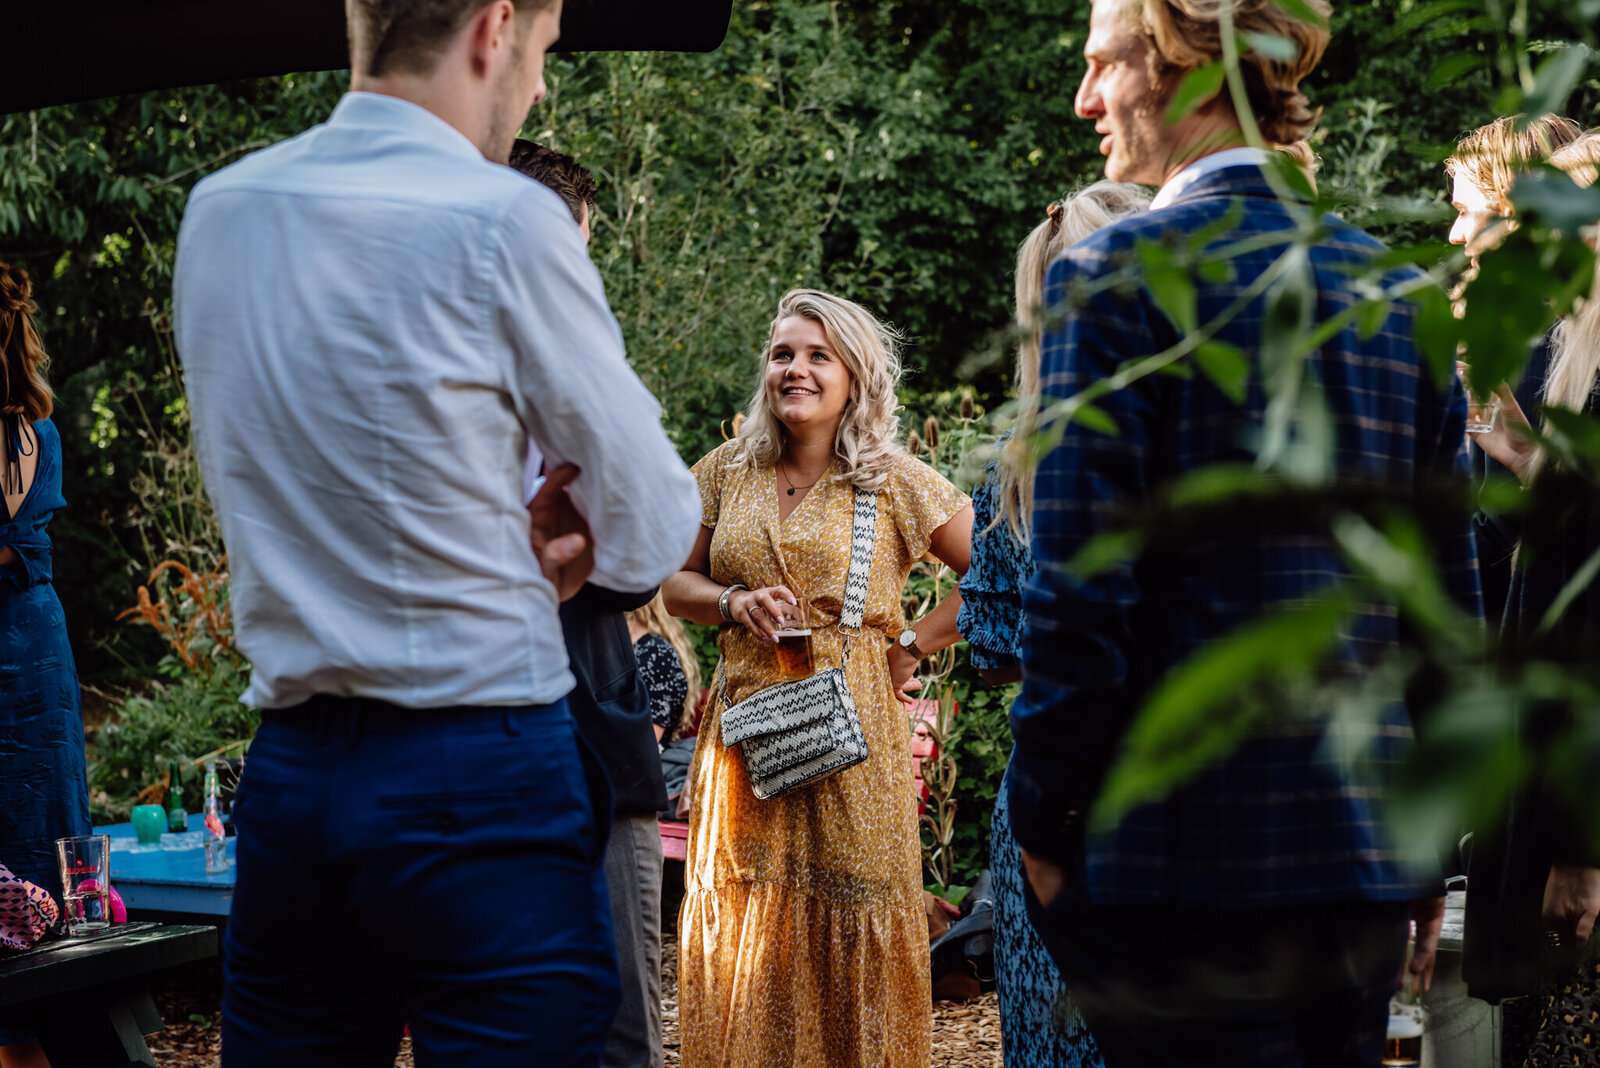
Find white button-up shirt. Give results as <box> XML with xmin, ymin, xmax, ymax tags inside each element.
<box><xmin>174</xmin><ymin>92</ymin><xmax>700</xmax><ymax>710</ymax></box>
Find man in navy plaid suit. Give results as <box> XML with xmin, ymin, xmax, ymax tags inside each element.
<box><xmin>1008</xmin><ymin>0</ymin><xmax>1482</xmax><ymax>1064</ymax></box>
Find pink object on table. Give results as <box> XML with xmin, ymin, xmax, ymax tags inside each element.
<box><xmin>77</xmin><ymin>879</ymin><xmax>128</xmax><ymax>924</ymax></box>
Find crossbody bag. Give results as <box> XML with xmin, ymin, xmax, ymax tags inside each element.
<box><xmin>718</xmin><ymin>485</ymin><xmax>876</xmax><ymax>799</ymax></box>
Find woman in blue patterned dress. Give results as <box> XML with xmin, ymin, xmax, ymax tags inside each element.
<box><xmin>0</xmin><ymin>262</ymin><xmax>90</xmax><ymax>1068</ymax></box>
<box><xmin>958</xmin><ymin>183</ymin><xmax>1148</xmax><ymax>1068</ymax></box>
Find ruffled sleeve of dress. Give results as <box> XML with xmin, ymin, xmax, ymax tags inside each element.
<box><xmin>957</xmin><ymin>465</ymin><xmax>1035</xmax><ymax>671</ymax></box>
<box><xmin>690</xmin><ymin>440</ymin><xmax>738</xmax><ymax>529</ymax></box>
<box><xmin>883</xmin><ymin>453</ymin><xmax>968</xmax><ymax>564</ymax></box>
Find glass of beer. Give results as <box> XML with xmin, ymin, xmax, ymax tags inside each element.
<box><xmin>1384</xmin><ymin>989</ymin><xmax>1426</xmax><ymax>1066</ymax></box>
<box><xmin>773</xmin><ymin>593</ymin><xmax>815</xmax><ymax>681</ymax></box>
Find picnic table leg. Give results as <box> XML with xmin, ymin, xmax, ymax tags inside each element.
<box><xmin>31</xmin><ymin>984</ymin><xmax>161</xmax><ymax>1068</ymax></box>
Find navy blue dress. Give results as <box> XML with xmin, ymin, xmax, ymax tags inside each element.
<box><xmin>0</xmin><ymin>416</ymin><xmax>90</xmax><ymax>915</ymax></box>
<box><xmin>957</xmin><ymin>465</ymin><xmax>1102</xmax><ymax>1068</ymax></box>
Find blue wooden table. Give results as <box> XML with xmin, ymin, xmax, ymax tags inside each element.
<box><xmin>96</xmin><ymin>816</ymin><xmax>236</xmax><ymax>917</ymax></box>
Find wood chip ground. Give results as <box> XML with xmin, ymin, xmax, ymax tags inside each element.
<box><xmin>146</xmin><ymin>930</ymin><xmax>1002</xmax><ymax>1066</ymax></box>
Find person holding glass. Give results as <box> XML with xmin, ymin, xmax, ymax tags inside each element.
<box><xmin>1459</xmin><ymin>129</ymin><xmax>1600</xmax><ymax>1064</ymax></box>
<box><xmin>663</xmin><ymin>288</ymin><xmax>972</xmax><ymax>1068</ymax></box>
<box><xmin>0</xmin><ymin>262</ymin><xmax>91</xmax><ymax>1068</ymax></box>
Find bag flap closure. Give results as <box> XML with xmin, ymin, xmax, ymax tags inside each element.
<box><xmin>720</xmin><ymin>669</ymin><xmax>845</xmax><ymax>746</ymax></box>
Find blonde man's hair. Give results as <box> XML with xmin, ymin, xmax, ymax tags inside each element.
<box><xmin>1132</xmin><ymin>0</ymin><xmax>1333</xmax><ymax>145</ymax></box>
<box><xmin>1445</xmin><ymin>114</ymin><xmax>1583</xmax><ymax>213</ymax></box>
<box><xmin>999</xmin><ymin>182</ymin><xmax>1152</xmax><ymax>539</ymax></box>
<box><xmin>730</xmin><ymin>289</ymin><xmax>907</xmax><ymax>492</ymax></box>
<box><xmin>627</xmin><ymin>592</ymin><xmax>702</xmax><ymax>742</ymax></box>
<box><xmin>1531</xmin><ymin>130</ymin><xmax>1600</xmax><ymax>480</ymax></box>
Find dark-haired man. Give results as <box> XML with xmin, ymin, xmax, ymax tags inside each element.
<box><xmin>173</xmin><ymin>2</ymin><xmax>701</xmax><ymax>1065</ymax></box>
<box><xmin>1009</xmin><ymin>0</ymin><xmax>1482</xmax><ymax>1063</ymax></box>
<box><xmin>509</xmin><ymin>139</ymin><xmax>667</xmax><ymax>1068</ymax></box>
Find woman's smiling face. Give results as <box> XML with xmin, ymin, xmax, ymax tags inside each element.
<box><xmin>765</xmin><ymin>315</ymin><xmax>853</xmax><ymax>437</ymax></box>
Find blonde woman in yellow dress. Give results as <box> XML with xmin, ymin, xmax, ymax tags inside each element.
<box><xmin>664</xmin><ymin>289</ymin><xmax>972</xmax><ymax>1067</ymax></box>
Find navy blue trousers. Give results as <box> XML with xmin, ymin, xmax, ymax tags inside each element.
<box><xmin>222</xmin><ymin>696</ymin><xmax>619</xmax><ymax>1068</ymax></box>
<box><xmin>1026</xmin><ymin>889</ymin><xmax>1407</xmax><ymax>1068</ymax></box>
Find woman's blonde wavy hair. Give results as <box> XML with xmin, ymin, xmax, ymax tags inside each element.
<box><xmin>998</xmin><ymin>182</ymin><xmax>1152</xmax><ymax>539</ymax></box>
<box><xmin>1531</xmin><ymin>130</ymin><xmax>1600</xmax><ymax>479</ymax></box>
<box><xmin>1134</xmin><ymin>0</ymin><xmax>1332</xmax><ymax>145</ymax></box>
<box><xmin>729</xmin><ymin>289</ymin><xmax>906</xmax><ymax>492</ymax></box>
<box><xmin>627</xmin><ymin>592</ymin><xmax>702</xmax><ymax>742</ymax></box>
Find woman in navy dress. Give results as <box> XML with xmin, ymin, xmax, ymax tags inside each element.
<box><xmin>958</xmin><ymin>182</ymin><xmax>1148</xmax><ymax>1068</ymax></box>
<box><xmin>0</xmin><ymin>262</ymin><xmax>90</xmax><ymax>1066</ymax></box>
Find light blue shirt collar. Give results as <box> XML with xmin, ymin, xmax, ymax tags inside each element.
<box><xmin>1149</xmin><ymin>147</ymin><xmax>1275</xmax><ymax>211</ymax></box>
<box><xmin>327</xmin><ymin>91</ymin><xmax>486</xmax><ymax>163</ymax></box>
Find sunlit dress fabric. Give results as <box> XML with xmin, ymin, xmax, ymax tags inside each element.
<box><xmin>679</xmin><ymin>441</ymin><xmax>968</xmax><ymax>1068</ymax></box>
<box><xmin>0</xmin><ymin>417</ymin><xmax>89</xmax><ymax>1047</ymax></box>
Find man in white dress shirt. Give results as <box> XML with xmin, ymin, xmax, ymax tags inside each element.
<box><xmin>172</xmin><ymin>1</ymin><xmax>700</xmax><ymax>1065</ymax></box>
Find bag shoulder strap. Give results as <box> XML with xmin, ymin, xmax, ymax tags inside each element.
<box><xmin>837</xmin><ymin>486</ymin><xmax>877</xmax><ymax>637</ymax></box>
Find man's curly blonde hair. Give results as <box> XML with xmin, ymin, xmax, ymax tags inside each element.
<box><xmin>1131</xmin><ymin>0</ymin><xmax>1333</xmax><ymax>145</ymax></box>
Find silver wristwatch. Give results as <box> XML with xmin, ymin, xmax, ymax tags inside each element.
<box><xmin>897</xmin><ymin>628</ymin><xmax>927</xmax><ymax>661</ymax></box>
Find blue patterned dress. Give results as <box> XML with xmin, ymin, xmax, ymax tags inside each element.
<box><xmin>0</xmin><ymin>416</ymin><xmax>90</xmax><ymax>922</ymax></box>
<box><xmin>957</xmin><ymin>464</ymin><xmax>1102</xmax><ymax>1068</ymax></box>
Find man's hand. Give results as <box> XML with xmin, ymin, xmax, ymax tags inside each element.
<box><xmin>1543</xmin><ymin>864</ymin><xmax>1600</xmax><ymax>944</ymax></box>
<box><xmin>527</xmin><ymin>463</ymin><xmax>593</xmax><ymax>602</ymax></box>
<box><xmin>1406</xmin><ymin>895</ymin><xmax>1446</xmax><ymax>996</ymax></box>
<box><xmin>1021</xmin><ymin>848</ymin><xmax>1065</xmax><ymax>910</ymax></box>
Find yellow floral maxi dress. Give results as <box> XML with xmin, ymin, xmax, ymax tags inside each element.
<box><xmin>680</xmin><ymin>441</ymin><xmax>969</xmax><ymax>1068</ymax></box>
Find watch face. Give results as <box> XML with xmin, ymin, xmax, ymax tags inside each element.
<box><xmin>900</xmin><ymin>631</ymin><xmax>914</xmax><ymax>646</ymax></box>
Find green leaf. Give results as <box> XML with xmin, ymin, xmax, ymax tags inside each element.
<box><xmin>1092</xmin><ymin>593</ymin><xmax>1355</xmax><ymax>828</ymax></box>
<box><xmin>1070</xmin><ymin>400</ymin><xmax>1121</xmax><ymax>437</ymax></box>
<box><xmin>1538</xmin><ymin>543</ymin><xmax>1600</xmax><ymax>638</ymax></box>
<box><xmin>1539</xmin><ymin>407</ymin><xmax>1600</xmax><ymax>469</ymax></box>
<box><xmin>1136</xmin><ymin>238</ymin><xmax>1199</xmax><ymax>333</ymax></box>
<box><xmin>1165</xmin><ymin>62</ymin><xmax>1225</xmax><ymax>126</ymax></box>
<box><xmin>1356</xmin><ymin>298</ymin><xmax>1389</xmax><ymax>340</ymax></box>
<box><xmin>1264</xmin><ymin>0</ymin><xmax>1331</xmax><ymax>29</ymax></box>
<box><xmin>1258</xmin><ymin>245</ymin><xmax>1315</xmax><ymax>467</ymax></box>
<box><xmin>1333</xmin><ymin>515</ymin><xmax>1471</xmax><ymax>641</ymax></box>
<box><xmin>1509</xmin><ymin>170</ymin><xmax>1600</xmax><ymax>235</ymax></box>
<box><xmin>1520</xmin><ymin>45</ymin><xmax>1594</xmax><ymax>124</ymax></box>
<box><xmin>1065</xmin><ymin>529</ymin><xmax>1144</xmax><ymax>580</ymax></box>
<box><xmin>1265</xmin><ymin>149</ymin><xmax>1316</xmax><ymax>202</ymax></box>
<box><xmin>1409</xmin><ymin>284</ymin><xmax>1460</xmax><ymax>392</ymax></box>
<box><xmin>1426</xmin><ymin>53</ymin><xmax>1488</xmax><ymax>89</ymax></box>
<box><xmin>1240</xmin><ymin>31</ymin><xmax>1299</xmax><ymax>63</ymax></box>
<box><xmin>1194</xmin><ymin>340</ymin><xmax>1251</xmax><ymax>403</ymax></box>
<box><xmin>1459</xmin><ymin>230</ymin><xmax>1574</xmax><ymax>392</ymax></box>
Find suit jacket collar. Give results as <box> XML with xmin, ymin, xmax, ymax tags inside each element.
<box><xmin>1164</xmin><ymin>164</ymin><xmax>1298</xmax><ymax>209</ymax></box>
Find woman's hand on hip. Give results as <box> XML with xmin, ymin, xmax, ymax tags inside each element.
<box><xmin>887</xmin><ymin>643</ymin><xmax>923</xmax><ymax>704</ymax></box>
<box><xmin>729</xmin><ymin>586</ymin><xmax>799</xmax><ymax>643</ymax></box>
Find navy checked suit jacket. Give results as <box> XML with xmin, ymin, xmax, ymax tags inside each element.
<box><xmin>1007</xmin><ymin>165</ymin><xmax>1482</xmax><ymax>910</ymax></box>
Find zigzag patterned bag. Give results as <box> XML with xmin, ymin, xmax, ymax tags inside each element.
<box><xmin>719</xmin><ymin>486</ymin><xmax>876</xmax><ymax>799</ymax></box>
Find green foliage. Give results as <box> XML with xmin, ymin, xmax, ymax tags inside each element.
<box><xmin>88</xmin><ymin>661</ymin><xmax>257</xmax><ymax>823</ymax></box>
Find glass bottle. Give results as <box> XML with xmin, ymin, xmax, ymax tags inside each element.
<box><xmin>203</xmin><ymin>761</ymin><xmax>228</xmax><ymax>874</ymax></box>
<box><xmin>166</xmin><ymin>760</ymin><xmax>188</xmax><ymax>832</ymax></box>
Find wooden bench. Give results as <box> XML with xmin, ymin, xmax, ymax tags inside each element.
<box><xmin>0</xmin><ymin>921</ymin><xmax>217</xmax><ymax>1068</ymax></box>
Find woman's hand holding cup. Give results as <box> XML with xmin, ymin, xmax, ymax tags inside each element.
<box><xmin>729</xmin><ymin>585</ymin><xmax>800</xmax><ymax>643</ymax></box>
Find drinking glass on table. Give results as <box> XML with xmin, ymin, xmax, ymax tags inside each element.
<box><xmin>773</xmin><ymin>591</ymin><xmax>815</xmax><ymax>681</ymax></box>
<box><xmin>55</xmin><ymin>834</ymin><xmax>111</xmax><ymax>935</ymax></box>
<box><xmin>1457</xmin><ymin>361</ymin><xmax>1501</xmax><ymax>434</ymax></box>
